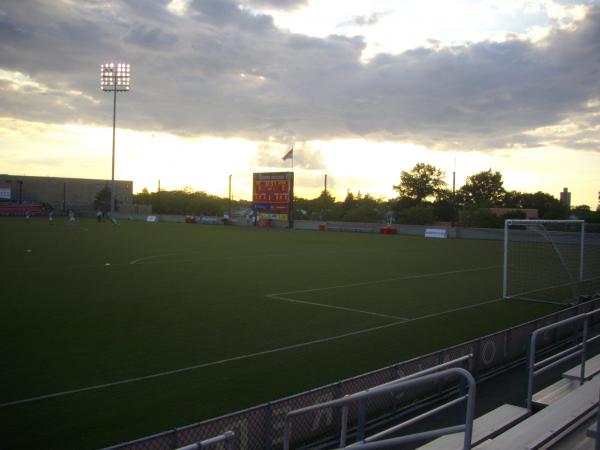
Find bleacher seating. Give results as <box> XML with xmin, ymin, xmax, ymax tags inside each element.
<box><xmin>478</xmin><ymin>377</ymin><xmax>599</xmax><ymax>449</ymax></box>
<box><xmin>417</xmin><ymin>355</ymin><xmax>600</xmax><ymax>450</ymax></box>
<box><xmin>416</xmin><ymin>404</ymin><xmax>529</xmax><ymax>450</ymax></box>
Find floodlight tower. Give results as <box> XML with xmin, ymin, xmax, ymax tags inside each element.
<box><xmin>100</xmin><ymin>63</ymin><xmax>130</xmax><ymax>215</ymax></box>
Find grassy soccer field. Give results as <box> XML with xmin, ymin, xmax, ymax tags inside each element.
<box><xmin>0</xmin><ymin>217</ymin><xmax>561</xmax><ymax>450</ymax></box>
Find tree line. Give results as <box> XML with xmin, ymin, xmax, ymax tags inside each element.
<box><xmin>131</xmin><ymin>165</ymin><xmax>599</xmax><ymax>227</ymax></box>
<box><xmin>134</xmin><ymin>187</ymin><xmax>245</xmax><ymax>216</ymax></box>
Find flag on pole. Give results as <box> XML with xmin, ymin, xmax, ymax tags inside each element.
<box><xmin>282</xmin><ymin>148</ymin><xmax>293</xmax><ymax>160</ymax></box>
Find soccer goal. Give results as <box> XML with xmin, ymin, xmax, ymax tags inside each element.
<box><xmin>503</xmin><ymin>219</ymin><xmax>600</xmax><ymax>305</ymax></box>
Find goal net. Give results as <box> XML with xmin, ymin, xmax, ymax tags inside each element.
<box><xmin>503</xmin><ymin>219</ymin><xmax>600</xmax><ymax>304</ymax></box>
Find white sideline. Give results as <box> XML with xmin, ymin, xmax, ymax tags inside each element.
<box><xmin>0</xmin><ymin>320</ymin><xmax>406</xmax><ymax>408</ymax></box>
<box><xmin>0</xmin><ymin>297</ymin><xmax>502</xmax><ymax>409</ymax></box>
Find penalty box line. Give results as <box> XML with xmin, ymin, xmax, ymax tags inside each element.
<box><xmin>274</xmin><ymin>265</ymin><xmax>502</xmax><ymax>296</ymax></box>
<box><xmin>266</xmin><ymin>294</ymin><xmax>409</xmax><ymax>320</ymax></box>
<box><xmin>266</xmin><ymin>265</ymin><xmax>501</xmax><ymax>320</ymax></box>
<box><xmin>0</xmin><ymin>297</ymin><xmax>501</xmax><ymax>409</ymax></box>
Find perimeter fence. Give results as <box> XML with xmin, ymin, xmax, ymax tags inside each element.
<box><xmin>104</xmin><ymin>297</ymin><xmax>600</xmax><ymax>450</ymax></box>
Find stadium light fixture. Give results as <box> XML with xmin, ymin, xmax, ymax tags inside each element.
<box><xmin>100</xmin><ymin>63</ymin><xmax>131</xmax><ymax>216</ymax></box>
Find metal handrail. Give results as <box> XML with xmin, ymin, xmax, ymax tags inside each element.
<box><xmin>526</xmin><ymin>307</ymin><xmax>600</xmax><ymax>411</ymax></box>
<box><xmin>176</xmin><ymin>430</ymin><xmax>235</xmax><ymax>450</ymax></box>
<box><xmin>342</xmin><ymin>354</ymin><xmax>473</xmax><ymax>402</ymax></box>
<box><xmin>339</xmin><ymin>354</ymin><xmax>472</xmax><ymax>445</ymax></box>
<box><xmin>283</xmin><ymin>367</ymin><xmax>476</xmax><ymax>450</ymax></box>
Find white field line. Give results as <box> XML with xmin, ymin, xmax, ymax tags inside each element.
<box><xmin>0</xmin><ymin>320</ymin><xmax>406</xmax><ymax>409</ymax></box>
<box><xmin>410</xmin><ymin>297</ymin><xmax>503</xmax><ymax>321</ymax></box>
<box><xmin>129</xmin><ymin>248</ymin><xmax>379</xmax><ymax>265</ymax></box>
<box><xmin>273</xmin><ymin>265</ymin><xmax>502</xmax><ymax>296</ymax></box>
<box><xmin>266</xmin><ymin>294</ymin><xmax>409</xmax><ymax>320</ymax></box>
<box><xmin>0</xmin><ymin>296</ymin><xmax>504</xmax><ymax>409</ymax></box>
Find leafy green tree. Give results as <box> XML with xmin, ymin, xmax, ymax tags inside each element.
<box><xmin>460</xmin><ymin>169</ymin><xmax>505</xmax><ymax>207</ymax></box>
<box><xmin>396</xmin><ymin>204</ymin><xmax>437</xmax><ymax>225</ymax></box>
<box><xmin>460</xmin><ymin>209</ymin><xmax>526</xmax><ymax>228</ymax></box>
<box><xmin>341</xmin><ymin>191</ymin><xmax>355</xmax><ymax>211</ymax></box>
<box><xmin>393</xmin><ymin>163</ymin><xmax>447</xmax><ymax>203</ymax></box>
<box><xmin>134</xmin><ymin>189</ymin><xmax>226</xmax><ymax>215</ymax></box>
<box><xmin>344</xmin><ymin>193</ymin><xmax>386</xmax><ymax>223</ymax></box>
<box><xmin>94</xmin><ymin>184</ymin><xmax>119</xmax><ymax>211</ymax></box>
<box><xmin>571</xmin><ymin>205</ymin><xmax>592</xmax><ymax>220</ymax></box>
<box><xmin>433</xmin><ymin>199</ymin><xmax>454</xmax><ymax>222</ymax></box>
<box><xmin>295</xmin><ymin>192</ymin><xmax>338</xmax><ymax>221</ymax></box>
<box><xmin>518</xmin><ymin>191</ymin><xmax>567</xmax><ymax>219</ymax></box>
<box><xmin>502</xmin><ymin>190</ymin><xmax>524</xmax><ymax>208</ymax></box>
<box><xmin>587</xmin><ymin>210</ymin><xmax>600</xmax><ymax>223</ymax></box>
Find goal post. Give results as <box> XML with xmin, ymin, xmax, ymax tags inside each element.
<box><xmin>503</xmin><ymin>219</ymin><xmax>599</xmax><ymax>305</ymax></box>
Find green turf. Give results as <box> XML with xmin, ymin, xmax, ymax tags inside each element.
<box><xmin>0</xmin><ymin>217</ymin><xmax>562</xmax><ymax>449</ymax></box>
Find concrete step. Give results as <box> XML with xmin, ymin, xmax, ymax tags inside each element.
<box><xmin>532</xmin><ymin>377</ymin><xmax>581</xmax><ymax>408</ymax></box>
<box><xmin>563</xmin><ymin>353</ymin><xmax>600</xmax><ymax>381</ymax></box>
<box><xmin>416</xmin><ymin>404</ymin><xmax>529</xmax><ymax>450</ymax></box>
<box><xmin>586</xmin><ymin>421</ymin><xmax>597</xmax><ymax>439</ymax></box>
<box><xmin>479</xmin><ymin>377</ymin><xmax>600</xmax><ymax>450</ymax></box>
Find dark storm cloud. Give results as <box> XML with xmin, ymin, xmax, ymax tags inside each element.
<box><xmin>1</xmin><ymin>1</ymin><xmax>600</xmax><ymax>151</ymax></box>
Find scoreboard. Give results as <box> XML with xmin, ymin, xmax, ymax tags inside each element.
<box><xmin>252</xmin><ymin>172</ymin><xmax>294</xmax><ymax>224</ymax></box>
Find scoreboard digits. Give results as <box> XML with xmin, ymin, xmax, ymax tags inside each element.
<box><xmin>252</xmin><ymin>172</ymin><xmax>294</xmax><ymax>224</ymax></box>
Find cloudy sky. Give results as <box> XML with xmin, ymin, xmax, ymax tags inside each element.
<box><xmin>1</xmin><ymin>0</ymin><xmax>599</xmax><ymax>206</ymax></box>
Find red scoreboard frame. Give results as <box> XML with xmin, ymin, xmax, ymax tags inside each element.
<box><xmin>252</xmin><ymin>172</ymin><xmax>294</xmax><ymax>225</ymax></box>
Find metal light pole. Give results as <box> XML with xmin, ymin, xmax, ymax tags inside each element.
<box><xmin>228</xmin><ymin>174</ymin><xmax>232</xmax><ymax>218</ymax></box>
<box><xmin>100</xmin><ymin>63</ymin><xmax>130</xmax><ymax>216</ymax></box>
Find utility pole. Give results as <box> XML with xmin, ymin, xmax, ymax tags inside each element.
<box><xmin>228</xmin><ymin>174</ymin><xmax>232</xmax><ymax>218</ymax></box>
<box><xmin>452</xmin><ymin>158</ymin><xmax>457</xmax><ymax>227</ymax></box>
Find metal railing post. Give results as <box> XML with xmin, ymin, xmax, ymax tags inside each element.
<box><xmin>339</xmin><ymin>405</ymin><xmax>349</xmax><ymax>447</ymax></box>
<box><xmin>525</xmin><ymin>309</ymin><xmax>600</xmax><ymax>411</ymax></box>
<box><xmin>357</xmin><ymin>398</ymin><xmax>366</xmax><ymax>442</ymax></box>
<box><xmin>283</xmin><ymin>420</ymin><xmax>292</xmax><ymax>450</ymax></box>
<box><xmin>503</xmin><ymin>220</ymin><xmax>510</xmax><ymax>299</ymax></box>
<box><xmin>464</xmin><ymin>378</ymin><xmax>476</xmax><ymax>450</ymax></box>
<box><xmin>580</xmin><ymin>317</ymin><xmax>589</xmax><ymax>385</ymax></box>
<box><xmin>580</xmin><ymin>222</ymin><xmax>585</xmax><ymax>282</ymax></box>
<box><xmin>526</xmin><ymin>332</ymin><xmax>537</xmax><ymax>412</ymax></box>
